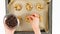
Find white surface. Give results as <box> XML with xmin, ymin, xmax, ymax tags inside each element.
<box><xmin>52</xmin><ymin>0</ymin><xmax>60</xmax><ymax>34</ymax></box>
<box><xmin>0</xmin><ymin>0</ymin><xmax>60</xmax><ymax>34</ymax></box>
<box><xmin>0</xmin><ymin>0</ymin><xmax>6</xmax><ymax>34</ymax></box>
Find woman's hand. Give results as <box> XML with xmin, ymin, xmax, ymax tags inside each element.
<box><xmin>27</xmin><ymin>13</ymin><xmax>41</xmax><ymax>34</ymax></box>
<box><xmin>4</xmin><ymin>23</ymin><xmax>15</xmax><ymax>34</ymax></box>
<box><xmin>4</xmin><ymin>15</ymin><xmax>18</xmax><ymax>34</ymax></box>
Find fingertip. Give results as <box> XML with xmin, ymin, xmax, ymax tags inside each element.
<box><xmin>32</xmin><ymin>13</ymin><xmax>39</xmax><ymax>18</ymax></box>
<box><xmin>32</xmin><ymin>14</ymin><xmax>35</xmax><ymax>17</ymax></box>
<box><xmin>30</xmin><ymin>16</ymin><xmax>33</xmax><ymax>20</ymax></box>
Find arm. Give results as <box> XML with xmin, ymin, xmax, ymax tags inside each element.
<box><xmin>4</xmin><ymin>23</ymin><xmax>15</xmax><ymax>34</ymax></box>
<box><xmin>4</xmin><ymin>15</ymin><xmax>18</xmax><ymax>34</ymax></box>
<box><xmin>27</xmin><ymin>13</ymin><xmax>41</xmax><ymax>34</ymax></box>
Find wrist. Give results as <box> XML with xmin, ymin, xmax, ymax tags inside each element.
<box><xmin>5</xmin><ymin>29</ymin><xmax>14</xmax><ymax>34</ymax></box>
<box><xmin>4</xmin><ymin>24</ymin><xmax>15</xmax><ymax>34</ymax></box>
<box><xmin>34</xmin><ymin>30</ymin><xmax>41</xmax><ymax>34</ymax></box>
<box><xmin>5</xmin><ymin>26</ymin><xmax>15</xmax><ymax>34</ymax></box>
<box><xmin>33</xmin><ymin>27</ymin><xmax>41</xmax><ymax>34</ymax></box>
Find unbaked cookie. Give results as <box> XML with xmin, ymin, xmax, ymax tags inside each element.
<box><xmin>26</xmin><ymin>3</ymin><xmax>32</xmax><ymax>11</ymax></box>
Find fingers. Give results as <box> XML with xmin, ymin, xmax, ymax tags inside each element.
<box><xmin>27</xmin><ymin>13</ymin><xmax>39</xmax><ymax>21</ymax></box>
<box><xmin>32</xmin><ymin>13</ymin><xmax>39</xmax><ymax>18</ymax></box>
<box><xmin>27</xmin><ymin>15</ymin><xmax>35</xmax><ymax>21</ymax></box>
<box><xmin>30</xmin><ymin>16</ymin><xmax>34</xmax><ymax>20</ymax></box>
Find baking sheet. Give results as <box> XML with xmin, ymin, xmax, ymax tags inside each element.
<box><xmin>6</xmin><ymin>1</ymin><xmax>51</xmax><ymax>31</ymax></box>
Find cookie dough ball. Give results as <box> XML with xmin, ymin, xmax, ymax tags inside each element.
<box><xmin>36</xmin><ymin>3</ymin><xmax>43</xmax><ymax>10</ymax></box>
<box><xmin>26</xmin><ymin>3</ymin><xmax>32</xmax><ymax>11</ymax></box>
<box><xmin>14</xmin><ymin>4</ymin><xmax>22</xmax><ymax>11</ymax></box>
<box><xmin>25</xmin><ymin>16</ymin><xmax>30</xmax><ymax>23</ymax></box>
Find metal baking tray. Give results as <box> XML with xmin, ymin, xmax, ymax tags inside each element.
<box><xmin>5</xmin><ymin>0</ymin><xmax>52</xmax><ymax>34</ymax></box>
